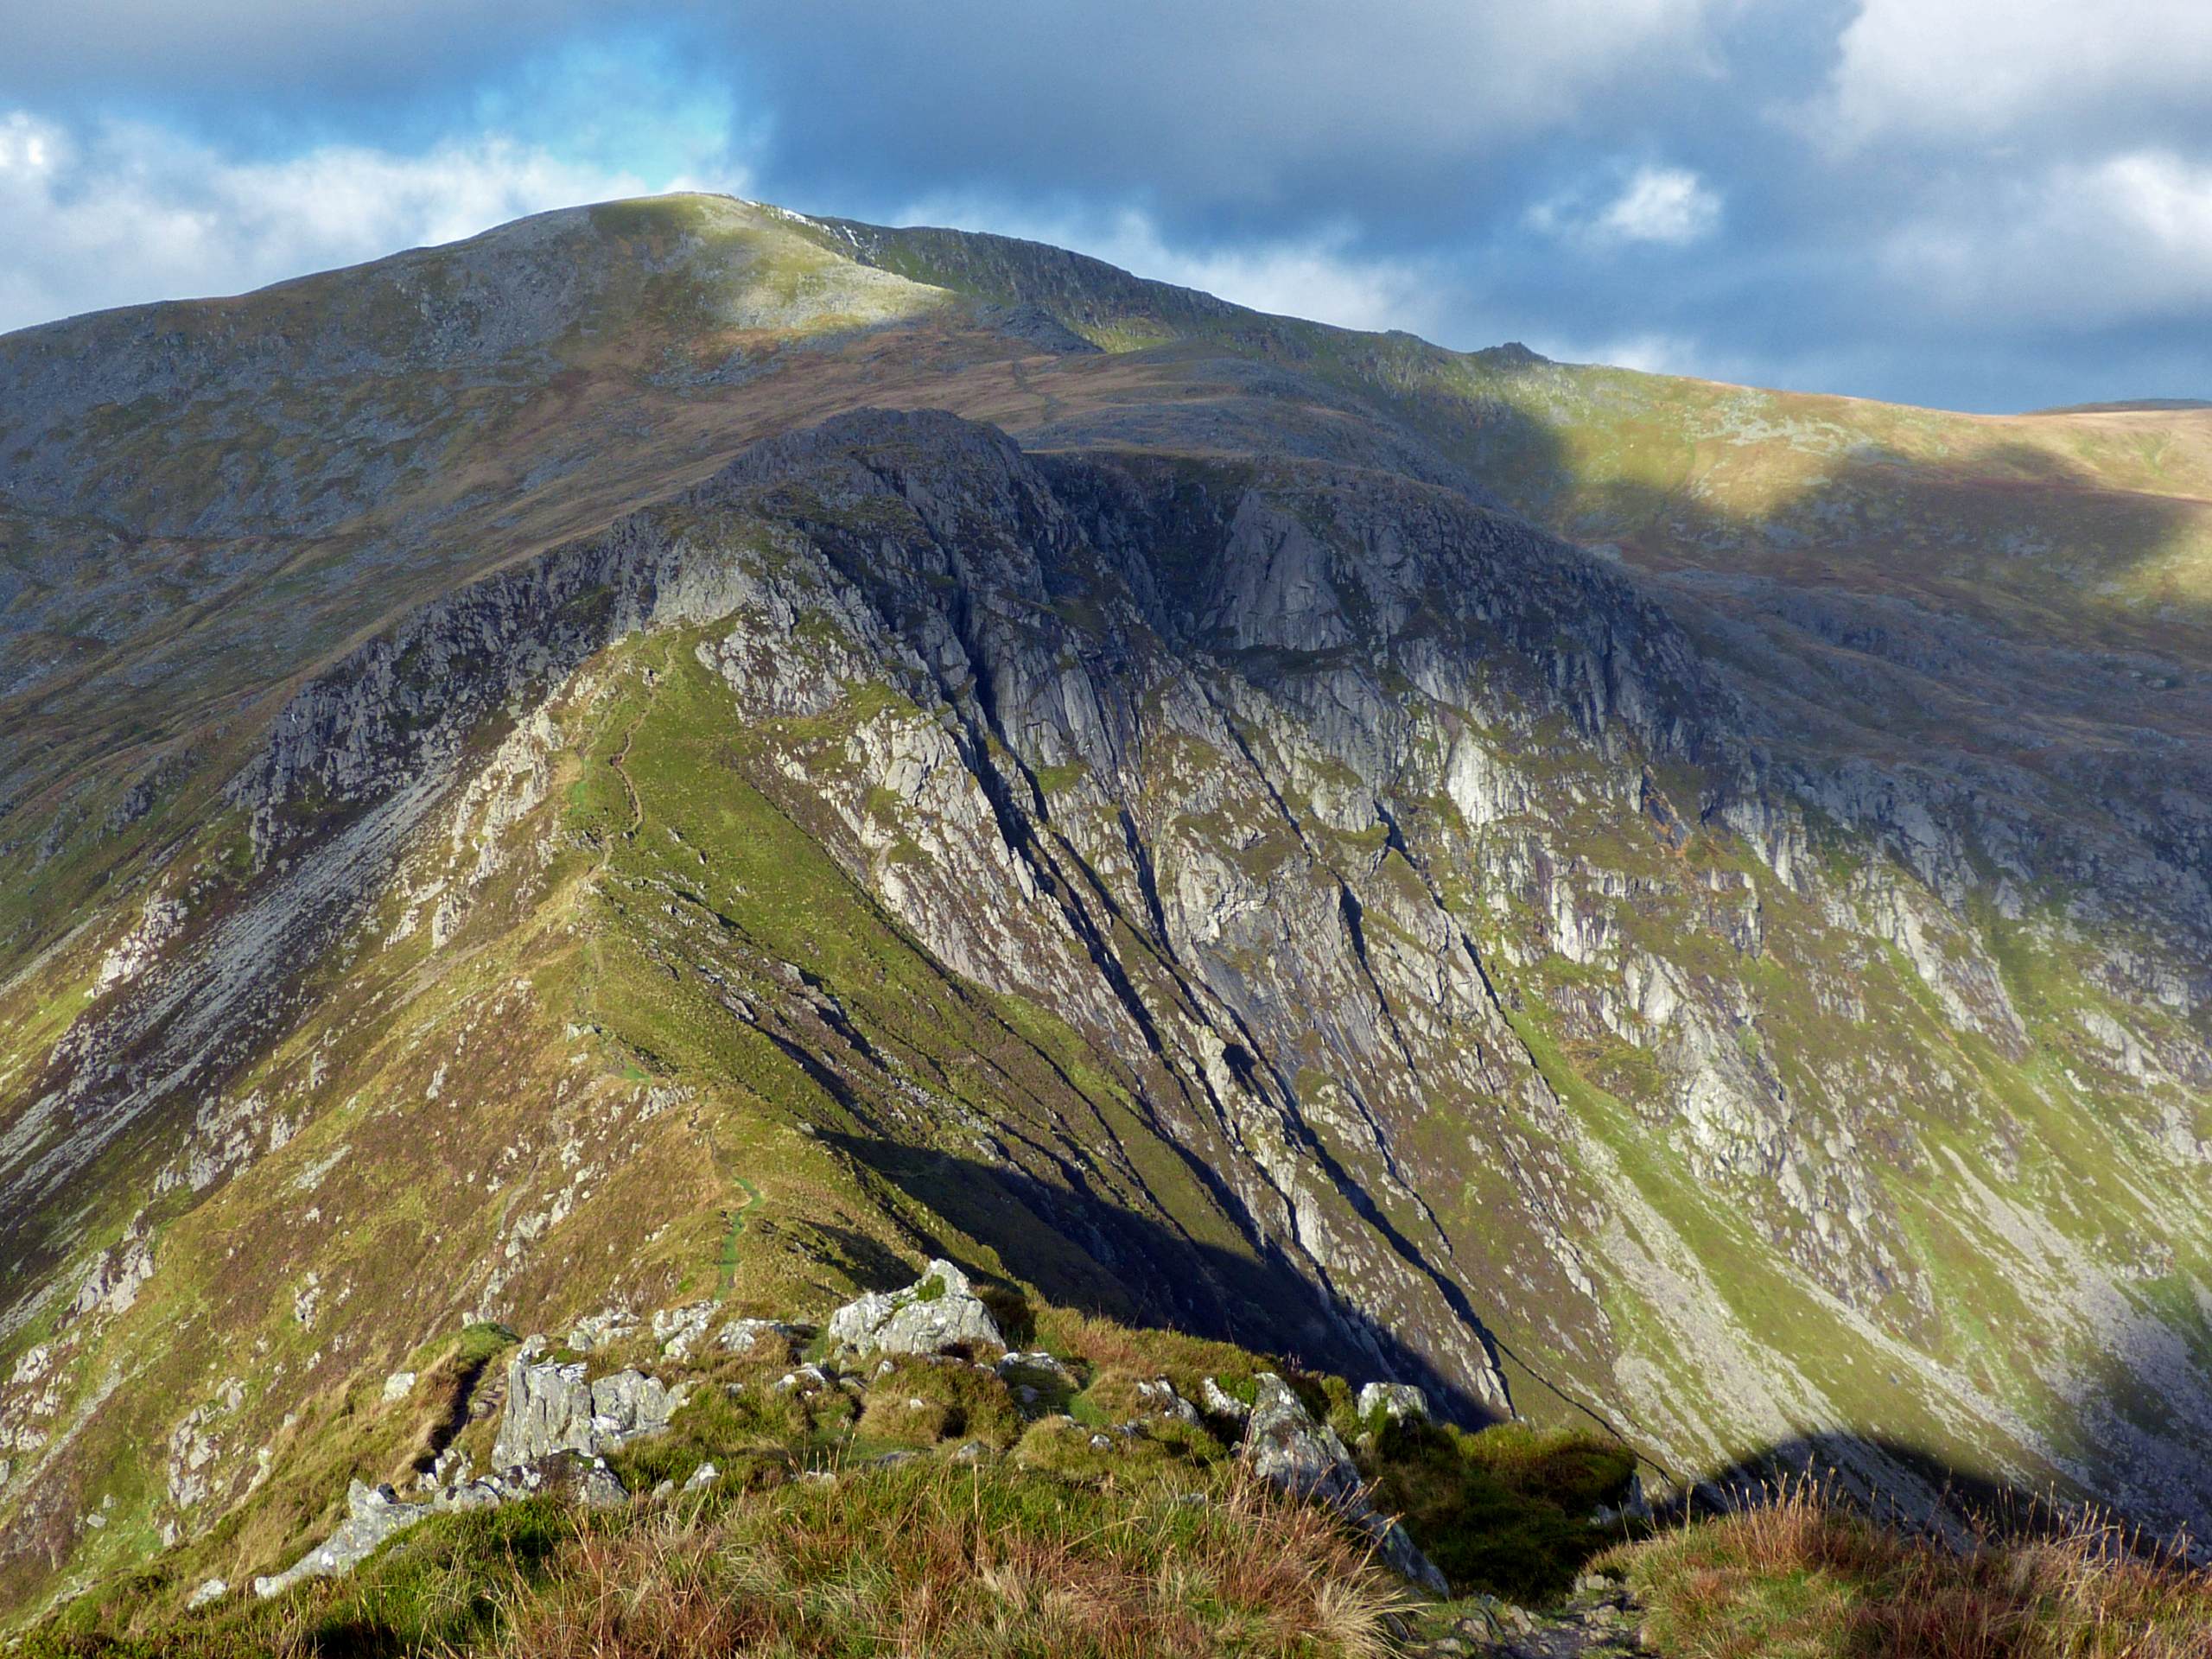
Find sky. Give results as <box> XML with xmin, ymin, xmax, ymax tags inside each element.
<box><xmin>3</xmin><ymin>1</ymin><xmax>2208</xmax><ymax>412</ymax></box>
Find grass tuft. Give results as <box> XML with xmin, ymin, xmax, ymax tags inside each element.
<box><xmin>1611</xmin><ymin>1474</ymin><xmax>2212</xmax><ymax>1659</ymax></box>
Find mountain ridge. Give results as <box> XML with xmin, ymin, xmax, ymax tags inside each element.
<box><xmin>0</xmin><ymin>192</ymin><xmax>2208</xmax><ymax>1627</ymax></box>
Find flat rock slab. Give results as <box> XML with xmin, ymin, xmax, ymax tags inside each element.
<box><xmin>1414</xmin><ymin>1589</ymin><xmax>1651</xmax><ymax>1657</ymax></box>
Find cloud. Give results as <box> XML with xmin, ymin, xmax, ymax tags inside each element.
<box><xmin>1827</xmin><ymin>0</ymin><xmax>2212</xmax><ymax>147</ymax></box>
<box><xmin>1529</xmin><ymin>163</ymin><xmax>1721</xmax><ymax>247</ymax></box>
<box><xmin>0</xmin><ymin>108</ymin><xmax>723</xmax><ymax>334</ymax></box>
<box><xmin>1582</xmin><ymin>333</ymin><xmax>1707</xmax><ymax>375</ymax></box>
<box><xmin>7</xmin><ymin>3</ymin><xmax>1738</xmax><ymax>186</ymax></box>
<box><xmin>1598</xmin><ymin>167</ymin><xmax>1723</xmax><ymax>245</ymax></box>
<box><xmin>1882</xmin><ymin>149</ymin><xmax>2212</xmax><ymax>326</ymax></box>
<box><xmin>553</xmin><ymin>0</ymin><xmax>1741</xmax><ymax>238</ymax></box>
<box><xmin>1</xmin><ymin>1</ymin><xmax>616</xmax><ymax>106</ymax></box>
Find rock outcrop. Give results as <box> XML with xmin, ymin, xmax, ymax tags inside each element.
<box><xmin>253</xmin><ymin>1481</ymin><xmax>434</xmax><ymax>1599</ymax></box>
<box><xmin>488</xmin><ymin>1351</ymin><xmax>685</xmax><ymax>1471</ymax></box>
<box><xmin>1357</xmin><ymin>1382</ymin><xmax>1428</xmax><ymax>1425</ymax></box>
<box><xmin>245</xmin><ymin>1294</ymin><xmax>1474</xmax><ymax>1606</ymax></box>
<box><xmin>825</xmin><ymin>1261</ymin><xmax>1006</xmax><ymax>1359</ymax></box>
<box><xmin>1243</xmin><ymin>1374</ymin><xmax>1450</xmax><ymax>1596</ymax></box>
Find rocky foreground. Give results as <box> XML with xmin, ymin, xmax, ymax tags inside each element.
<box><xmin>32</xmin><ymin>1255</ymin><xmax>2208</xmax><ymax>1656</ymax></box>
<box><xmin>241</xmin><ymin>1262</ymin><xmax>1455</xmax><ymax>1605</ymax></box>
<box><xmin>30</xmin><ymin>1261</ymin><xmax>1675</xmax><ymax>1655</ymax></box>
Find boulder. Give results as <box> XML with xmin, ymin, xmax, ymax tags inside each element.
<box><xmin>996</xmin><ymin>1350</ymin><xmax>1078</xmax><ymax>1413</ymax></box>
<box><xmin>515</xmin><ymin>1450</ymin><xmax>630</xmax><ymax>1510</ymax></box>
<box><xmin>437</xmin><ymin>1478</ymin><xmax>502</xmax><ymax>1512</ymax></box>
<box><xmin>1135</xmin><ymin>1377</ymin><xmax>1200</xmax><ymax>1424</ymax></box>
<box><xmin>995</xmin><ymin>1350</ymin><xmax>1077</xmax><ymax>1389</ymax></box>
<box><xmin>1356</xmin><ymin>1382</ymin><xmax>1428</xmax><ymax>1425</ymax></box>
<box><xmin>251</xmin><ymin>1359</ymin><xmax>664</xmax><ymax>1604</ymax></box>
<box><xmin>717</xmin><ymin>1317</ymin><xmax>810</xmax><ymax>1357</ymax></box>
<box><xmin>825</xmin><ymin>1260</ymin><xmax>1003</xmax><ymax>1358</ymax></box>
<box><xmin>652</xmin><ymin>1301</ymin><xmax>717</xmax><ymax>1360</ymax></box>
<box><xmin>1199</xmin><ymin>1376</ymin><xmax>1252</xmax><ymax>1422</ymax></box>
<box><xmin>1243</xmin><ymin>1373</ymin><xmax>1449</xmax><ymax>1596</ymax></box>
<box><xmin>565</xmin><ymin>1309</ymin><xmax>638</xmax><ymax>1353</ymax></box>
<box><xmin>489</xmin><ymin>1352</ymin><xmax>685</xmax><ymax>1470</ymax></box>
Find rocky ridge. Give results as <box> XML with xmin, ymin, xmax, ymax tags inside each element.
<box><xmin>232</xmin><ymin>1262</ymin><xmax>1458</xmax><ymax>1613</ymax></box>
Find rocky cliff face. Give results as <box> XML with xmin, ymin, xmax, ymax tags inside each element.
<box><xmin>0</xmin><ymin>197</ymin><xmax>2207</xmax><ymax>1620</ymax></box>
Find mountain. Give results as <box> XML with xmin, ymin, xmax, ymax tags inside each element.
<box><xmin>2</xmin><ymin>193</ymin><xmax>2209</xmax><ymax>1626</ymax></box>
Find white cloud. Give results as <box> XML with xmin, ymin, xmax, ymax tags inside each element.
<box><xmin>1529</xmin><ymin>163</ymin><xmax>1721</xmax><ymax>248</ymax></box>
<box><xmin>1883</xmin><ymin>149</ymin><xmax>2212</xmax><ymax>325</ymax></box>
<box><xmin>1827</xmin><ymin>0</ymin><xmax>2212</xmax><ymax>146</ymax></box>
<box><xmin>1523</xmin><ymin>328</ymin><xmax>1712</xmax><ymax>378</ymax></box>
<box><xmin>899</xmin><ymin>196</ymin><xmax>1456</xmax><ymax>340</ymax></box>
<box><xmin>0</xmin><ymin>109</ymin><xmax>728</xmax><ymax>334</ymax></box>
<box><xmin>1597</xmin><ymin>166</ymin><xmax>1722</xmax><ymax>245</ymax></box>
<box><xmin>1588</xmin><ymin>333</ymin><xmax>1705</xmax><ymax>375</ymax></box>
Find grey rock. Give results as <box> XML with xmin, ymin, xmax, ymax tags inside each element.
<box><xmin>1200</xmin><ymin>1377</ymin><xmax>1252</xmax><ymax>1422</ymax></box>
<box><xmin>824</xmin><ymin>1259</ymin><xmax>1004</xmax><ymax>1358</ymax></box>
<box><xmin>435</xmin><ymin>1478</ymin><xmax>503</xmax><ymax>1512</ymax></box>
<box><xmin>716</xmin><ymin>1317</ymin><xmax>810</xmax><ymax>1357</ymax></box>
<box><xmin>253</xmin><ymin>1480</ymin><xmax>433</xmax><ymax>1599</ymax></box>
<box><xmin>1135</xmin><ymin>1377</ymin><xmax>1201</xmax><ymax>1424</ymax></box>
<box><xmin>493</xmin><ymin>1450</ymin><xmax>629</xmax><ymax>1510</ymax></box>
<box><xmin>995</xmin><ymin>1350</ymin><xmax>1078</xmax><ymax>1413</ymax></box>
<box><xmin>186</xmin><ymin>1577</ymin><xmax>227</xmax><ymax>1609</ymax></box>
<box><xmin>566</xmin><ymin>1309</ymin><xmax>638</xmax><ymax>1353</ymax></box>
<box><xmin>652</xmin><ymin>1300</ymin><xmax>717</xmax><ymax>1360</ymax></box>
<box><xmin>1243</xmin><ymin>1373</ymin><xmax>1449</xmax><ymax>1596</ymax></box>
<box><xmin>1356</xmin><ymin>1382</ymin><xmax>1428</xmax><ymax>1424</ymax></box>
<box><xmin>426</xmin><ymin>1444</ymin><xmax>469</xmax><ymax>1490</ymax></box>
<box><xmin>489</xmin><ymin>1352</ymin><xmax>685</xmax><ymax>1470</ymax></box>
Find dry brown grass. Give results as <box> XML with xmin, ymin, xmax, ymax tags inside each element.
<box><xmin>1611</xmin><ymin>1477</ymin><xmax>2212</xmax><ymax>1659</ymax></box>
<box><xmin>479</xmin><ymin>1460</ymin><xmax>1411</xmax><ymax>1659</ymax></box>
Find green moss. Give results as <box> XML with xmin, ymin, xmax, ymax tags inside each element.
<box><xmin>1368</xmin><ymin>1420</ymin><xmax>1635</xmax><ymax>1603</ymax></box>
<box><xmin>854</xmin><ymin>1357</ymin><xmax>1021</xmax><ymax>1450</ymax></box>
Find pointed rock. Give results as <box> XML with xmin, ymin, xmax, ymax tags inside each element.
<box><xmin>1242</xmin><ymin>1373</ymin><xmax>1449</xmax><ymax>1596</ymax></box>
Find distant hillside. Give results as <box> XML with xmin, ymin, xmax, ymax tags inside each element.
<box><xmin>2028</xmin><ymin>397</ymin><xmax>2212</xmax><ymax>415</ymax></box>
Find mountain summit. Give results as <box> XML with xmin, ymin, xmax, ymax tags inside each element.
<box><xmin>2</xmin><ymin>194</ymin><xmax>2209</xmax><ymax>1630</ymax></box>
